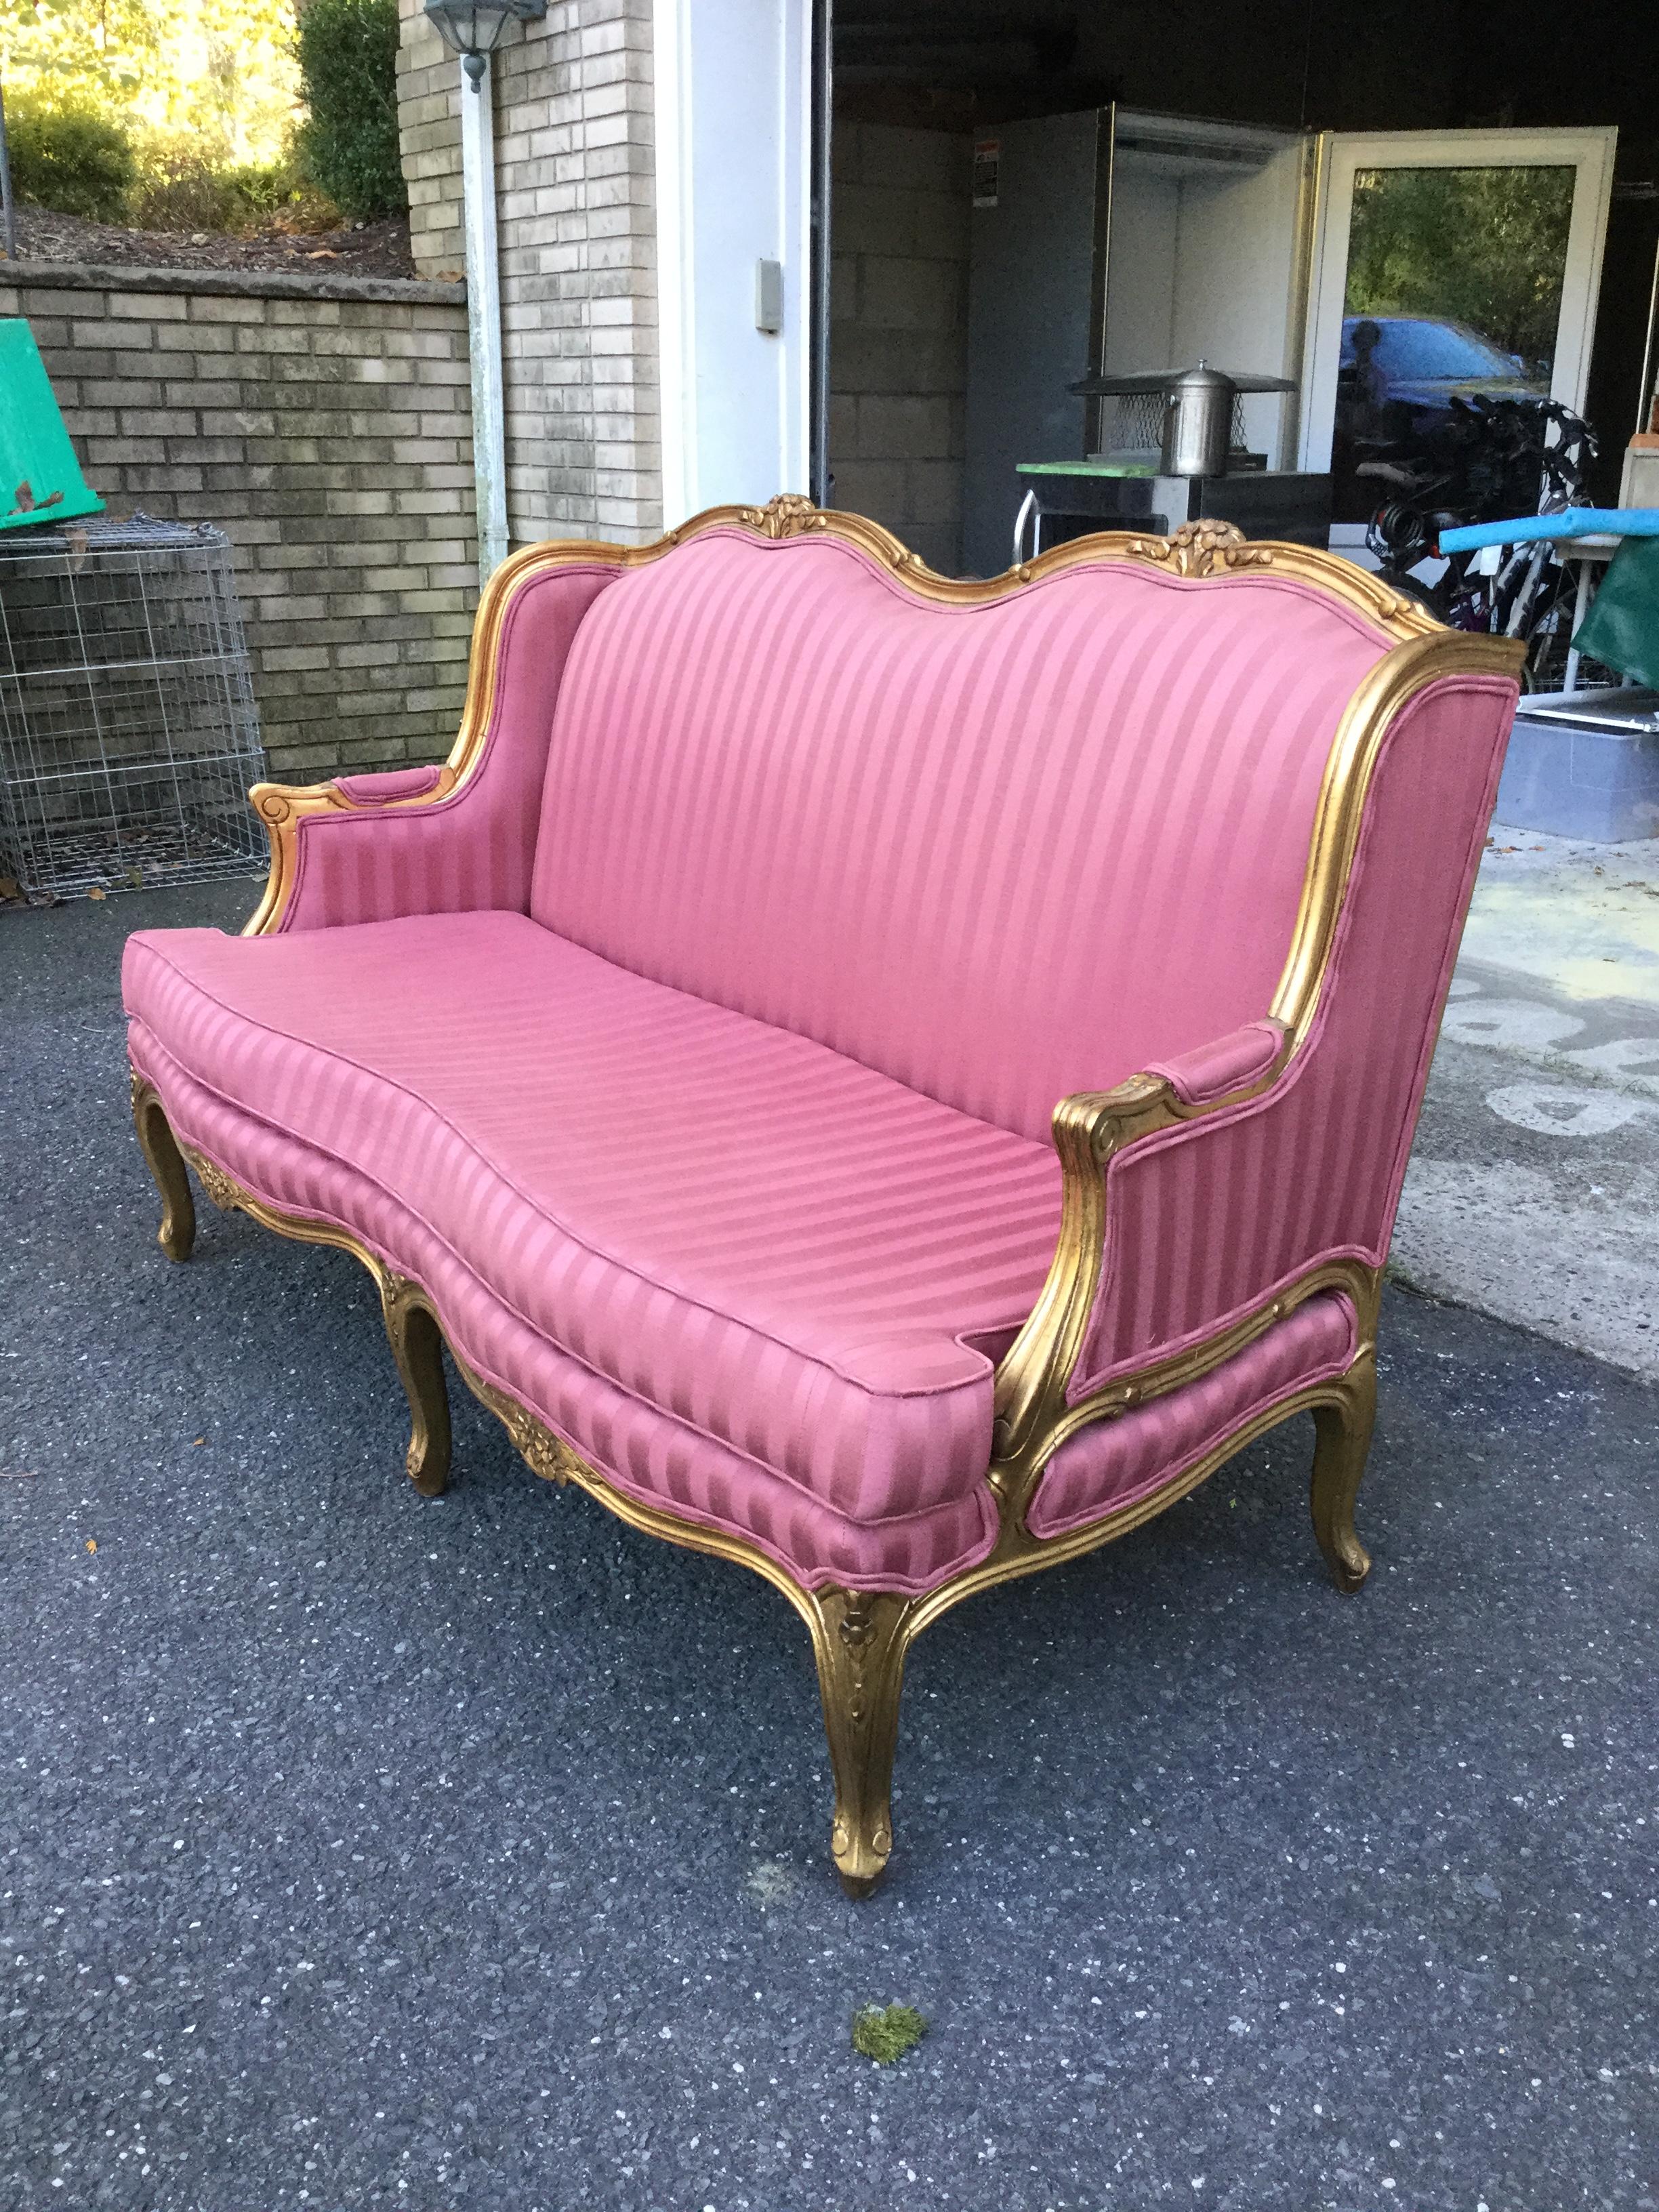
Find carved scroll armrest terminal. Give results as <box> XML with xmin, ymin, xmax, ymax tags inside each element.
<box><xmin>242</xmin><ymin>761</ymin><xmax>462</xmax><ymax>936</ymax></box>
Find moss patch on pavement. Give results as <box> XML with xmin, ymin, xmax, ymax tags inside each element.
<box><xmin>851</xmin><ymin>2003</ymin><xmax>928</xmax><ymax>2064</ymax></box>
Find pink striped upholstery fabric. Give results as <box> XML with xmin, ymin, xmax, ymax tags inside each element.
<box><xmin>1145</xmin><ymin>1019</ymin><xmax>1286</xmax><ymax>1105</ymax></box>
<box><xmin>276</xmin><ymin>564</ymin><xmax>615</xmax><ymax>933</ymax></box>
<box><xmin>331</xmin><ymin>764</ymin><xmax>443</xmax><ymax>804</ymax></box>
<box><xmin>123</xmin><ymin>911</ymin><xmax>1064</xmax><ymax>1591</ymax></box>
<box><xmin>124</xmin><ymin>523</ymin><xmax>1521</xmax><ymax>1597</ymax></box>
<box><xmin>126</xmin><ymin>1034</ymin><xmax>1002</xmax><ymax>1594</ymax></box>
<box><xmin>1073</xmin><ymin>676</ymin><xmax>1517</xmax><ymax>1396</ymax></box>
<box><xmin>530</xmin><ymin>529</ymin><xmax>1392</xmax><ymax>1142</ymax></box>
<box><xmin>1029</xmin><ymin>1290</ymin><xmax>1356</xmax><ymax>1538</ymax></box>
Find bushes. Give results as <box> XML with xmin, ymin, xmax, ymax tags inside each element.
<box><xmin>0</xmin><ymin>98</ymin><xmax>343</xmax><ymax>238</ymax></box>
<box><xmin>1</xmin><ymin>0</ymin><xmax>407</xmax><ymax>233</ymax></box>
<box><xmin>3</xmin><ymin>99</ymin><xmax>340</xmax><ymax>236</ymax></box>
<box><xmin>124</xmin><ymin>148</ymin><xmax>274</xmax><ymax>236</ymax></box>
<box><xmin>294</xmin><ymin>0</ymin><xmax>406</xmax><ymax>221</ymax></box>
<box><xmin>4</xmin><ymin>98</ymin><xmax>137</xmax><ymax>222</ymax></box>
<box><xmin>125</xmin><ymin>144</ymin><xmax>339</xmax><ymax>236</ymax></box>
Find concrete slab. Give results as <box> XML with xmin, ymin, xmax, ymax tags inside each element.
<box><xmin>1401</xmin><ymin>830</ymin><xmax>1659</xmax><ymax>1377</ymax></box>
<box><xmin>1399</xmin><ymin>973</ymin><xmax>1659</xmax><ymax>1378</ymax></box>
<box><xmin>1458</xmin><ymin>822</ymin><xmax>1659</xmax><ymax>1005</ymax></box>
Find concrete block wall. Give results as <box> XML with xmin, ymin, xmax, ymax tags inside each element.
<box><xmin>829</xmin><ymin>123</ymin><xmax>972</xmax><ymax>575</ymax></box>
<box><xmin>398</xmin><ymin>0</ymin><xmax>662</xmax><ymax>545</ymax></box>
<box><xmin>1</xmin><ymin>263</ymin><xmax>477</xmax><ymax>785</ymax></box>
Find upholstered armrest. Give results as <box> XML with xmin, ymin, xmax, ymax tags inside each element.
<box><xmin>992</xmin><ymin>657</ymin><xmax>1523</xmax><ymax>1506</ymax></box>
<box><xmin>243</xmin><ymin>553</ymin><xmax>617</xmax><ymax>935</ymax></box>
<box><xmin>1142</xmin><ymin>1019</ymin><xmax>1285</xmax><ymax>1105</ymax></box>
<box><xmin>991</xmin><ymin>1022</ymin><xmax>1292</xmax><ymax>1473</ymax></box>
<box><xmin>329</xmin><ymin>764</ymin><xmax>445</xmax><ymax>806</ymax></box>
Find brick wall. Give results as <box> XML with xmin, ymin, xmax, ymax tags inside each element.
<box><xmin>396</xmin><ymin>0</ymin><xmax>466</xmax><ymax>280</ymax></box>
<box><xmin>829</xmin><ymin>123</ymin><xmax>971</xmax><ymax>575</ymax></box>
<box><xmin>0</xmin><ymin>262</ymin><xmax>476</xmax><ymax>785</ymax></box>
<box><xmin>398</xmin><ymin>0</ymin><xmax>662</xmax><ymax>546</ymax></box>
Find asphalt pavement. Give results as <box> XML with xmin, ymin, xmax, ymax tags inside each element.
<box><xmin>3</xmin><ymin>879</ymin><xmax>1657</xmax><ymax>2212</ymax></box>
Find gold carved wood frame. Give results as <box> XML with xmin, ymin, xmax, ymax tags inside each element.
<box><xmin>136</xmin><ymin>500</ymin><xmax>1523</xmax><ymax>1896</ymax></box>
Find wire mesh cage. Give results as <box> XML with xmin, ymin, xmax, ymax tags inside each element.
<box><xmin>1094</xmin><ymin>388</ymin><xmax>1251</xmax><ymax>462</ymax></box>
<box><xmin>0</xmin><ymin>515</ymin><xmax>266</xmax><ymax>899</ymax></box>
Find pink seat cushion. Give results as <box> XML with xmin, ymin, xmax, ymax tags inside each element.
<box><xmin>123</xmin><ymin>912</ymin><xmax>1064</xmax><ymax>1561</ymax></box>
<box><xmin>530</xmin><ymin>530</ymin><xmax>1392</xmax><ymax>1141</ymax></box>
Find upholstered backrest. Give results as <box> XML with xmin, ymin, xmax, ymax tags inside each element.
<box><xmin>529</xmin><ymin>529</ymin><xmax>1394</xmax><ymax>1143</ymax></box>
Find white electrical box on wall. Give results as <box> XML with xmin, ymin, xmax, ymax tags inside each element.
<box><xmin>755</xmin><ymin>259</ymin><xmax>785</xmax><ymax>335</ymax></box>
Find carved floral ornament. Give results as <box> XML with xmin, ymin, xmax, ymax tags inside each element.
<box><xmin>493</xmin><ymin>1393</ymin><xmax>580</xmax><ymax>1486</ymax></box>
<box><xmin>745</xmin><ymin>492</ymin><xmax>826</xmax><ymax>539</ymax></box>
<box><xmin>1126</xmin><ymin>518</ymin><xmax>1275</xmax><ymax>577</ymax></box>
<box><xmin>186</xmin><ymin>1149</ymin><xmax>243</xmax><ymax>1212</ymax></box>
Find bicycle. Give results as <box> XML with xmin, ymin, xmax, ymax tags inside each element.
<box><xmin>1357</xmin><ymin>395</ymin><xmax>1598</xmax><ymax>687</ymax></box>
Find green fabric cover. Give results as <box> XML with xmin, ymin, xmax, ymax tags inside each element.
<box><xmin>1572</xmin><ymin>535</ymin><xmax>1659</xmax><ymax>687</ymax></box>
<box><xmin>0</xmin><ymin>319</ymin><xmax>104</xmax><ymax>532</ymax></box>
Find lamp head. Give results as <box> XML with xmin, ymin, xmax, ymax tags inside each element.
<box><xmin>423</xmin><ymin>0</ymin><xmax>547</xmax><ymax>79</ymax></box>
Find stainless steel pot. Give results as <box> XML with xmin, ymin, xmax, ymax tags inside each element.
<box><xmin>1160</xmin><ymin>363</ymin><xmax>1234</xmax><ymax>478</ymax></box>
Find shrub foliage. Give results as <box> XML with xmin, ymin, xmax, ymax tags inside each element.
<box><xmin>294</xmin><ymin>0</ymin><xmax>407</xmax><ymax>220</ymax></box>
<box><xmin>5</xmin><ymin>98</ymin><xmax>138</xmax><ymax>222</ymax></box>
<box><xmin>125</xmin><ymin>145</ymin><xmax>338</xmax><ymax>237</ymax></box>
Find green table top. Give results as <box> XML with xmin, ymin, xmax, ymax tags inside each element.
<box><xmin>1016</xmin><ymin>459</ymin><xmax>1160</xmax><ymax>478</ymax></box>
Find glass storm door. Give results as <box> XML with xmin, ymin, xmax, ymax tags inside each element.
<box><xmin>1299</xmin><ymin>128</ymin><xmax>1616</xmax><ymax>544</ymax></box>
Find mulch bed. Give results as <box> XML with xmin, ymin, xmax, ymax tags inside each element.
<box><xmin>3</xmin><ymin>205</ymin><xmax>428</xmax><ymax>281</ymax></box>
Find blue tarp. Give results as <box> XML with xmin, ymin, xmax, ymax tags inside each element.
<box><xmin>1438</xmin><ymin>507</ymin><xmax>1659</xmax><ymax>552</ymax></box>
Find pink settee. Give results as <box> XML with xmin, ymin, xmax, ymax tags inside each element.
<box><xmin>125</xmin><ymin>497</ymin><xmax>1521</xmax><ymax>1895</ymax></box>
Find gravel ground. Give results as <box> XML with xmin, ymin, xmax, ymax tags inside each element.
<box><xmin>3</xmin><ymin>206</ymin><xmax>423</xmax><ymax>281</ymax></box>
<box><xmin>3</xmin><ymin>882</ymin><xmax>1658</xmax><ymax>2212</ymax></box>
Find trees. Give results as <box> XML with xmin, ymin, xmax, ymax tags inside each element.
<box><xmin>1345</xmin><ymin>165</ymin><xmax>1576</xmax><ymax>369</ymax></box>
<box><xmin>0</xmin><ymin>1</ymin><xmax>407</xmax><ymax>229</ymax></box>
<box><xmin>0</xmin><ymin>1</ymin><xmax>302</xmax><ymax>167</ymax></box>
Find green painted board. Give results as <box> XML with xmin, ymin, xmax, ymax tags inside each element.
<box><xmin>0</xmin><ymin>319</ymin><xmax>104</xmax><ymax>531</ymax></box>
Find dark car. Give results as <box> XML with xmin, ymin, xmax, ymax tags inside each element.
<box><xmin>1340</xmin><ymin>313</ymin><xmax>1549</xmax><ymax>426</ymax></box>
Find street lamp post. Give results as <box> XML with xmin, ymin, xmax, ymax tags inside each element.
<box><xmin>423</xmin><ymin>0</ymin><xmax>547</xmax><ymax>583</ymax></box>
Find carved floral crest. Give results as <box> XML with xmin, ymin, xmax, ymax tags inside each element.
<box><xmin>1128</xmin><ymin>518</ymin><xmax>1275</xmax><ymax>577</ymax></box>
<box><xmin>746</xmin><ymin>492</ymin><xmax>825</xmax><ymax>540</ymax></box>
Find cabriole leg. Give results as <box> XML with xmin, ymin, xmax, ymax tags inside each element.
<box><xmin>379</xmin><ymin>1275</ymin><xmax>451</xmax><ymax>1498</ymax></box>
<box><xmin>810</xmin><ymin>1587</ymin><xmax>914</xmax><ymax>1899</ymax></box>
<box><xmin>1311</xmin><ymin>1352</ymin><xmax>1376</xmax><ymax>1594</ymax></box>
<box><xmin>130</xmin><ymin>1079</ymin><xmax>195</xmax><ymax>1263</ymax></box>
